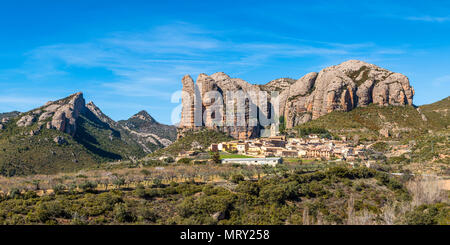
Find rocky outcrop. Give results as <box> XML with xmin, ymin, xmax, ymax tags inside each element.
<box><xmin>16</xmin><ymin>115</ymin><xmax>36</xmax><ymax>127</ymax></box>
<box><xmin>286</xmin><ymin>60</ymin><xmax>414</xmax><ymax>124</ymax></box>
<box><xmin>53</xmin><ymin>136</ymin><xmax>67</xmax><ymax>145</ymax></box>
<box><xmin>9</xmin><ymin>91</ymin><xmax>174</xmax><ymax>154</ymax></box>
<box><xmin>15</xmin><ymin>92</ymin><xmax>85</xmax><ymax>136</ymax></box>
<box><xmin>178</xmin><ymin>72</ymin><xmax>264</xmax><ymax>139</ymax></box>
<box><xmin>45</xmin><ymin>92</ymin><xmax>85</xmax><ymax>136</ymax></box>
<box><xmin>178</xmin><ymin>60</ymin><xmax>415</xmax><ymax>139</ymax></box>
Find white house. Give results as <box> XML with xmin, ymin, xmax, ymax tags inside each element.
<box><xmin>297</xmin><ymin>149</ymin><xmax>307</xmax><ymax>157</ymax></box>
<box><xmin>221</xmin><ymin>157</ymin><xmax>282</xmax><ymax>166</ymax></box>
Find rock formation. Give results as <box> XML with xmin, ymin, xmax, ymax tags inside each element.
<box><xmin>10</xmin><ymin>92</ymin><xmax>175</xmax><ymax>153</ymax></box>
<box><xmin>15</xmin><ymin>92</ymin><xmax>85</xmax><ymax>136</ymax></box>
<box><xmin>46</xmin><ymin>92</ymin><xmax>85</xmax><ymax>136</ymax></box>
<box><xmin>178</xmin><ymin>72</ymin><xmax>267</xmax><ymax>139</ymax></box>
<box><xmin>285</xmin><ymin>60</ymin><xmax>414</xmax><ymax>126</ymax></box>
<box><xmin>178</xmin><ymin>60</ymin><xmax>415</xmax><ymax>139</ymax></box>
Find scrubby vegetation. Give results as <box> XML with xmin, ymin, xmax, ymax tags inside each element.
<box><xmin>0</xmin><ymin>109</ymin><xmax>146</xmax><ymax>177</ymax></box>
<box><xmin>419</xmin><ymin>96</ymin><xmax>450</xmax><ymax>130</ymax></box>
<box><xmin>294</xmin><ymin>126</ymin><xmax>334</xmax><ymax>139</ymax></box>
<box><xmin>293</xmin><ymin>104</ymin><xmax>429</xmax><ymax>141</ymax></box>
<box><xmin>0</xmin><ymin>165</ymin><xmax>446</xmax><ymax>225</ymax></box>
<box><xmin>151</xmin><ymin>129</ymin><xmax>233</xmax><ymax>157</ymax></box>
<box><xmin>371</xmin><ymin>142</ymin><xmax>390</xmax><ymax>153</ymax></box>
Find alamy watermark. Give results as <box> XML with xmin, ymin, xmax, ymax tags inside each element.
<box><xmin>171</xmin><ymin>90</ymin><xmax>281</xmax><ymax>129</ymax></box>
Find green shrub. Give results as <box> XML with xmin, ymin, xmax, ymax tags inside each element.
<box><xmin>177</xmin><ymin>158</ymin><xmax>192</xmax><ymax>164</ymax></box>
<box><xmin>152</xmin><ymin>178</ymin><xmax>163</xmax><ymax>187</ymax></box>
<box><xmin>140</xmin><ymin>169</ymin><xmax>151</xmax><ymax>176</ymax></box>
<box><xmin>23</xmin><ymin>190</ymin><xmax>38</xmax><ymax>199</ymax></box>
<box><xmin>230</xmin><ymin>174</ymin><xmax>245</xmax><ymax>184</ymax></box>
<box><xmin>371</xmin><ymin>142</ymin><xmax>389</xmax><ymax>153</ymax></box>
<box><xmin>113</xmin><ymin>178</ymin><xmax>125</xmax><ymax>188</ymax></box>
<box><xmin>113</xmin><ymin>203</ymin><xmax>136</xmax><ymax>223</ymax></box>
<box><xmin>134</xmin><ymin>184</ymin><xmax>146</xmax><ymax>198</ymax></box>
<box><xmin>36</xmin><ymin>201</ymin><xmax>69</xmax><ymax>223</ymax></box>
<box><xmin>137</xmin><ymin>206</ymin><xmax>159</xmax><ymax>222</ymax></box>
<box><xmin>405</xmin><ymin>203</ymin><xmax>449</xmax><ymax>225</ymax></box>
<box><xmin>236</xmin><ymin>182</ymin><xmax>260</xmax><ymax>196</ymax></box>
<box><xmin>53</xmin><ymin>184</ymin><xmax>67</xmax><ymax>195</ymax></box>
<box><xmin>163</xmin><ymin>157</ymin><xmax>175</xmax><ymax>163</ymax></box>
<box><xmin>78</xmin><ymin>181</ymin><xmax>97</xmax><ymax>193</ymax></box>
<box><xmin>259</xmin><ymin>182</ymin><xmax>298</xmax><ymax>204</ymax></box>
<box><xmin>9</xmin><ymin>188</ymin><xmax>22</xmax><ymax>199</ymax></box>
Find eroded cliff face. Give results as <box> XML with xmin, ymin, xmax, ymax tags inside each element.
<box><xmin>285</xmin><ymin>60</ymin><xmax>414</xmax><ymax>128</ymax></box>
<box><xmin>15</xmin><ymin>92</ymin><xmax>86</xmax><ymax>136</ymax></box>
<box><xmin>178</xmin><ymin>72</ymin><xmax>265</xmax><ymax>139</ymax></box>
<box><xmin>178</xmin><ymin>60</ymin><xmax>415</xmax><ymax>139</ymax></box>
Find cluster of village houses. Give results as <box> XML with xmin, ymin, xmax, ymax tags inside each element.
<box><xmin>209</xmin><ymin>135</ymin><xmax>368</xmax><ymax>161</ymax></box>
<box><xmin>174</xmin><ymin>135</ymin><xmax>372</xmax><ymax>166</ymax></box>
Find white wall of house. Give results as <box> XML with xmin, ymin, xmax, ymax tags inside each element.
<box><xmin>222</xmin><ymin>158</ymin><xmax>282</xmax><ymax>166</ymax></box>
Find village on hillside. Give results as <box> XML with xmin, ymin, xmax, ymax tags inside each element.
<box><xmin>176</xmin><ymin>134</ymin><xmax>380</xmax><ymax>167</ymax></box>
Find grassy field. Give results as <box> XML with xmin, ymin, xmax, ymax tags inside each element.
<box><xmin>219</xmin><ymin>153</ymin><xmax>255</xmax><ymax>159</ymax></box>
<box><xmin>283</xmin><ymin>158</ymin><xmax>316</xmax><ymax>164</ymax></box>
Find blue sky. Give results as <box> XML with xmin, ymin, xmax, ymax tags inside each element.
<box><xmin>0</xmin><ymin>0</ymin><xmax>449</xmax><ymax>124</ymax></box>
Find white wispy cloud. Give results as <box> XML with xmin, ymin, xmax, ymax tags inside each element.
<box><xmin>0</xmin><ymin>96</ymin><xmax>48</xmax><ymax>105</ymax></box>
<box><xmin>433</xmin><ymin>75</ymin><xmax>450</xmax><ymax>86</ymax></box>
<box><xmin>1</xmin><ymin>22</ymin><xmax>411</xmax><ymax>104</ymax></box>
<box><xmin>405</xmin><ymin>16</ymin><xmax>450</xmax><ymax>23</ymax></box>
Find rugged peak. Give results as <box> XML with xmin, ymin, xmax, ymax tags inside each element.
<box><xmin>65</xmin><ymin>92</ymin><xmax>84</xmax><ymax>104</ymax></box>
<box><xmin>85</xmin><ymin>101</ymin><xmax>99</xmax><ymax>114</ymax></box>
<box><xmin>210</xmin><ymin>72</ymin><xmax>230</xmax><ymax>81</ymax></box>
<box><xmin>326</xmin><ymin>59</ymin><xmax>388</xmax><ymax>76</ymax></box>
<box><xmin>182</xmin><ymin>75</ymin><xmax>194</xmax><ymax>86</ymax></box>
<box><xmin>85</xmin><ymin>101</ymin><xmax>118</xmax><ymax>127</ymax></box>
<box><xmin>179</xmin><ymin>60</ymin><xmax>415</xmax><ymax>138</ymax></box>
<box><xmin>72</xmin><ymin>91</ymin><xmax>83</xmax><ymax>97</ymax></box>
<box><xmin>14</xmin><ymin>92</ymin><xmax>86</xmax><ymax>136</ymax></box>
<box><xmin>197</xmin><ymin>73</ymin><xmax>210</xmax><ymax>81</ymax></box>
<box><xmin>263</xmin><ymin>78</ymin><xmax>296</xmax><ymax>91</ymax></box>
<box><xmin>130</xmin><ymin>110</ymin><xmax>157</xmax><ymax>124</ymax></box>
<box><xmin>196</xmin><ymin>73</ymin><xmax>218</xmax><ymax>97</ymax></box>
<box><xmin>339</xmin><ymin>59</ymin><xmax>370</xmax><ymax>66</ymax></box>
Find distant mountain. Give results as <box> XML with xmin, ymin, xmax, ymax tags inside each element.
<box><xmin>118</xmin><ymin>110</ymin><xmax>177</xmax><ymax>146</ymax></box>
<box><xmin>87</xmin><ymin>103</ymin><xmax>177</xmax><ymax>152</ymax></box>
<box><xmin>0</xmin><ymin>92</ymin><xmax>174</xmax><ymax>176</ymax></box>
<box><xmin>0</xmin><ymin>111</ymin><xmax>20</xmax><ymax>121</ymax></box>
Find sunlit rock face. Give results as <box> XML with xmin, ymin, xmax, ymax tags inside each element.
<box><xmin>178</xmin><ymin>60</ymin><xmax>414</xmax><ymax>139</ymax></box>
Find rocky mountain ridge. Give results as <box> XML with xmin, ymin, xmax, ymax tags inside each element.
<box><xmin>178</xmin><ymin>60</ymin><xmax>415</xmax><ymax>139</ymax></box>
<box><xmin>0</xmin><ymin>92</ymin><xmax>176</xmax><ymax>175</ymax></box>
<box><xmin>0</xmin><ymin>93</ymin><xmax>176</xmax><ymax>151</ymax></box>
